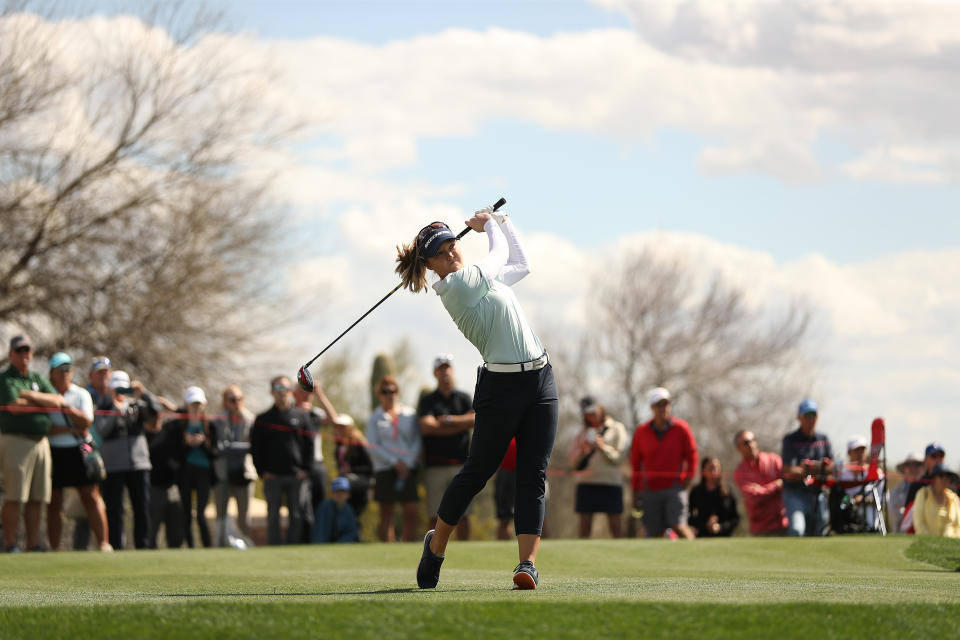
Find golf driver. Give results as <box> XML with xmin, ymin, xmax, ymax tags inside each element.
<box><xmin>296</xmin><ymin>197</ymin><xmax>506</xmax><ymax>392</ymax></box>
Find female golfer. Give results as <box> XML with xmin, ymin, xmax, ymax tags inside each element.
<box><xmin>397</xmin><ymin>206</ymin><xmax>558</xmax><ymax>590</ymax></box>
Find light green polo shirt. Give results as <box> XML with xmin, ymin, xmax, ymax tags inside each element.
<box><xmin>0</xmin><ymin>365</ymin><xmax>56</xmax><ymax>436</ymax></box>
<box><xmin>433</xmin><ymin>264</ymin><xmax>544</xmax><ymax>364</ymax></box>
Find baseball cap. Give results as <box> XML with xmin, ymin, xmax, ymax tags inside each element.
<box><xmin>109</xmin><ymin>370</ymin><xmax>131</xmax><ymax>390</ymax></box>
<box><xmin>9</xmin><ymin>334</ymin><xmax>32</xmax><ymax>350</ymax></box>
<box><xmin>49</xmin><ymin>352</ymin><xmax>72</xmax><ymax>370</ymax></box>
<box><xmin>648</xmin><ymin>387</ymin><xmax>671</xmax><ymax>406</ymax></box>
<box><xmin>847</xmin><ymin>436</ymin><xmax>867</xmax><ymax>452</ymax></box>
<box><xmin>433</xmin><ymin>353</ymin><xmax>454</xmax><ymax>369</ymax></box>
<box><xmin>184</xmin><ymin>386</ymin><xmax>207</xmax><ymax>405</ymax></box>
<box><xmin>90</xmin><ymin>356</ymin><xmax>112</xmax><ymax>372</ymax></box>
<box><xmin>797</xmin><ymin>398</ymin><xmax>818</xmax><ymax>415</ymax></box>
<box><xmin>331</xmin><ymin>476</ymin><xmax>351</xmax><ymax>492</ymax></box>
<box><xmin>925</xmin><ymin>442</ymin><xmax>945</xmax><ymax>457</ymax></box>
<box><xmin>896</xmin><ymin>452</ymin><xmax>923</xmax><ymax>472</ymax></box>
<box><xmin>333</xmin><ymin>414</ymin><xmax>355</xmax><ymax>426</ymax></box>
<box><xmin>417</xmin><ymin>221</ymin><xmax>457</xmax><ymax>259</ymax></box>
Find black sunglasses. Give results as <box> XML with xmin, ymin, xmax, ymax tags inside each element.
<box><xmin>13</xmin><ymin>346</ymin><xmax>32</xmax><ymax>354</ymax></box>
<box><xmin>379</xmin><ymin>387</ymin><xmax>398</xmax><ymax>395</ymax></box>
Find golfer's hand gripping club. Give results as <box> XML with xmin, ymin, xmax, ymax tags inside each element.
<box><xmin>296</xmin><ymin>197</ymin><xmax>506</xmax><ymax>392</ymax></box>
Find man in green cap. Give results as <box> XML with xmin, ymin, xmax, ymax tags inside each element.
<box><xmin>1</xmin><ymin>334</ymin><xmax>66</xmax><ymax>552</ymax></box>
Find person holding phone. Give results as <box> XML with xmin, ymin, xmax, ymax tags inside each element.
<box><xmin>568</xmin><ymin>396</ymin><xmax>628</xmax><ymax>538</ymax></box>
<box><xmin>95</xmin><ymin>370</ymin><xmax>161</xmax><ymax>550</ymax></box>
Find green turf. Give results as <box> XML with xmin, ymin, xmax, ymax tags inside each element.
<box><xmin>904</xmin><ymin>535</ymin><xmax>960</xmax><ymax>571</ymax></box>
<box><xmin>0</xmin><ymin>536</ymin><xmax>957</xmax><ymax>639</ymax></box>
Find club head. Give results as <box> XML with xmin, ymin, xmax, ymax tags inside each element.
<box><xmin>296</xmin><ymin>366</ymin><xmax>314</xmax><ymax>393</ymax></box>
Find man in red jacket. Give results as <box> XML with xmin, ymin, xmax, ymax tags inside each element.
<box><xmin>630</xmin><ymin>387</ymin><xmax>698</xmax><ymax>539</ymax></box>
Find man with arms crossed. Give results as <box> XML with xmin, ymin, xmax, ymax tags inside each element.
<box><xmin>418</xmin><ymin>354</ymin><xmax>475</xmax><ymax>539</ymax></box>
<box><xmin>1</xmin><ymin>335</ymin><xmax>67</xmax><ymax>552</ymax></box>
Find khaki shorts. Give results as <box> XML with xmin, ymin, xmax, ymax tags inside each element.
<box><xmin>0</xmin><ymin>434</ymin><xmax>52</xmax><ymax>504</ymax></box>
<box><xmin>424</xmin><ymin>465</ymin><xmax>473</xmax><ymax>518</ymax></box>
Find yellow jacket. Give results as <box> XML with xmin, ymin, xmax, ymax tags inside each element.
<box><xmin>913</xmin><ymin>486</ymin><xmax>960</xmax><ymax>537</ymax></box>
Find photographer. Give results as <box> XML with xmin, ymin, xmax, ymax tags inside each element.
<box><xmin>781</xmin><ymin>399</ymin><xmax>834</xmax><ymax>537</ymax></box>
<box><xmin>568</xmin><ymin>396</ymin><xmax>628</xmax><ymax>538</ymax></box>
<box><xmin>95</xmin><ymin>370</ymin><xmax>160</xmax><ymax>550</ymax></box>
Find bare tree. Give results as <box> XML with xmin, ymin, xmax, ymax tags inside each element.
<box><xmin>590</xmin><ymin>248</ymin><xmax>815</xmax><ymax>461</ymax></box>
<box><xmin>0</xmin><ymin>3</ymin><xmax>297</xmax><ymax>394</ymax></box>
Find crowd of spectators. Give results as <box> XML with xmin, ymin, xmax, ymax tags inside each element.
<box><xmin>1</xmin><ymin>333</ymin><xmax>958</xmax><ymax>552</ymax></box>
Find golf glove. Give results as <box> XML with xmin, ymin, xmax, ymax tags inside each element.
<box><xmin>475</xmin><ymin>205</ymin><xmax>507</xmax><ymax>225</ymax></box>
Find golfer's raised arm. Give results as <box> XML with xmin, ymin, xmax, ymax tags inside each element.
<box><xmin>494</xmin><ymin>215</ymin><xmax>530</xmax><ymax>285</ymax></box>
<box><xmin>474</xmin><ymin>219</ymin><xmax>509</xmax><ymax>281</ymax></box>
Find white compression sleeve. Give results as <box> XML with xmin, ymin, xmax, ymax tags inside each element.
<box><xmin>495</xmin><ymin>216</ymin><xmax>530</xmax><ymax>286</ymax></box>
<box><xmin>474</xmin><ymin>219</ymin><xmax>509</xmax><ymax>283</ymax></box>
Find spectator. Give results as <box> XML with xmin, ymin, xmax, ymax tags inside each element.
<box><xmin>417</xmin><ymin>354</ymin><xmax>475</xmax><ymax>539</ymax></box>
<box><xmin>72</xmin><ymin>355</ymin><xmax>113</xmax><ymax>549</ymax></box>
<box><xmin>250</xmin><ymin>375</ymin><xmax>314</xmax><ymax>545</ymax></box>
<box><xmin>494</xmin><ymin>438</ymin><xmax>517</xmax><ymax>540</ymax></box>
<box><xmin>906</xmin><ymin>442</ymin><xmax>946</xmax><ymax>507</ymax></box>
<box><xmin>688</xmin><ymin>457</ymin><xmax>740</xmax><ymax>537</ymax></box>
<box><xmin>331</xmin><ymin>414</ymin><xmax>373</xmax><ymax>520</ymax></box>
<box><xmin>292</xmin><ymin>384</ymin><xmax>338</xmax><ymax>543</ymax></box>
<box><xmin>86</xmin><ymin>356</ymin><xmax>112</xmax><ymax>410</ymax></box>
<box><xmin>912</xmin><ymin>465</ymin><xmax>960</xmax><ymax>538</ymax></box>
<box><xmin>568</xmin><ymin>396</ymin><xmax>628</xmax><ymax>538</ymax></box>
<box><xmin>96</xmin><ymin>370</ymin><xmax>160</xmax><ymax>549</ymax></box>
<box><xmin>44</xmin><ymin>352</ymin><xmax>111</xmax><ymax>552</ymax></box>
<box><xmin>214</xmin><ymin>384</ymin><xmax>256</xmax><ymax>546</ymax></box>
<box><xmin>781</xmin><ymin>398</ymin><xmax>834</xmax><ymax>537</ymax></box>
<box><xmin>367</xmin><ymin>375</ymin><xmax>422</xmax><ymax>542</ymax></box>
<box><xmin>890</xmin><ymin>452</ymin><xmax>923</xmax><ymax>533</ymax></box>
<box><xmin>835</xmin><ymin>436</ymin><xmax>883</xmax><ymax>532</ymax></box>
<box><xmin>312</xmin><ymin>476</ymin><xmax>359</xmax><ymax>543</ymax></box>
<box><xmin>168</xmin><ymin>387</ymin><xmax>219</xmax><ymax>548</ymax></box>
<box><xmin>145</xmin><ymin>406</ymin><xmax>185</xmax><ymax>549</ymax></box>
<box><xmin>0</xmin><ymin>334</ymin><xmax>63</xmax><ymax>552</ymax></box>
<box><xmin>733</xmin><ymin>429</ymin><xmax>787</xmax><ymax>536</ymax></box>
<box><xmin>629</xmin><ymin>387</ymin><xmax>698</xmax><ymax>539</ymax></box>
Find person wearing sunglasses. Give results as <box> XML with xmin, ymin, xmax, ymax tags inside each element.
<box><xmin>733</xmin><ymin>430</ymin><xmax>787</xmax><ymax>536</ymax></box>
<box><xmin>213</xmin><ymin>385</ymin><xmax>257</xmax><ymax>546</ymax></box>
<box><xmin>396</xmin><ymin>206</ymin><xmax>557</xmax><ymax>590</ymax></box>
<box><xmin>366</xmin><ymin>375</ymin><xmax>422</xmax><ymax>542</ymax></box>
<box><xmin>250</xmin><ymin>375</ymin><xmax>316</xmax><ymax>545</ymax></box>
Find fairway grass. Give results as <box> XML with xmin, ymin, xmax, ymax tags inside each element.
<box><xmin>1</xmin><ymin>536</ymin><xmax>957</xmax><ymax>639</ymax></box>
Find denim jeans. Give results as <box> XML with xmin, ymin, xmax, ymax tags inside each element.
<box><xmin>783</xmin><ymin>486</ymin><xmax>829</xmax><ymax>536</ymax></box>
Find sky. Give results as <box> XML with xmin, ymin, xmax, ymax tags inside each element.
<box><xmin>20</xmin><ymin>1</ymin><xmax>960</xmax><ymax>468</ymax></box>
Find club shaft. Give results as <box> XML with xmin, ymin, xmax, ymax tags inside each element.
<box><xmin>303</xmin><ymin>283</ymin><xmax>402</xmax><ymax>369</ymax></box>
<box><xmin>301</xmin><ymin>197</ymin><xmax>506</xmax><ymax>369</ymax></box>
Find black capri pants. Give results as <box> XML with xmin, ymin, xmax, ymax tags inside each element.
<box><xmin>437</xmin><ymin>363</ymin><xmax>558</xmax><ymax>536</ymax></box>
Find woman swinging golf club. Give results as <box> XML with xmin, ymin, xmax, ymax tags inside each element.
<box><xmin>396</xmin><ymin>205</ymin><xmax>558</xmax><ymax>590</ymax></box>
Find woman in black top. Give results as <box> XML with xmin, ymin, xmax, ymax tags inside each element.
<box><xmin>689</xmin><ymin>457</ymin><xmax>740</xmax><ymax>537</ymax></box>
